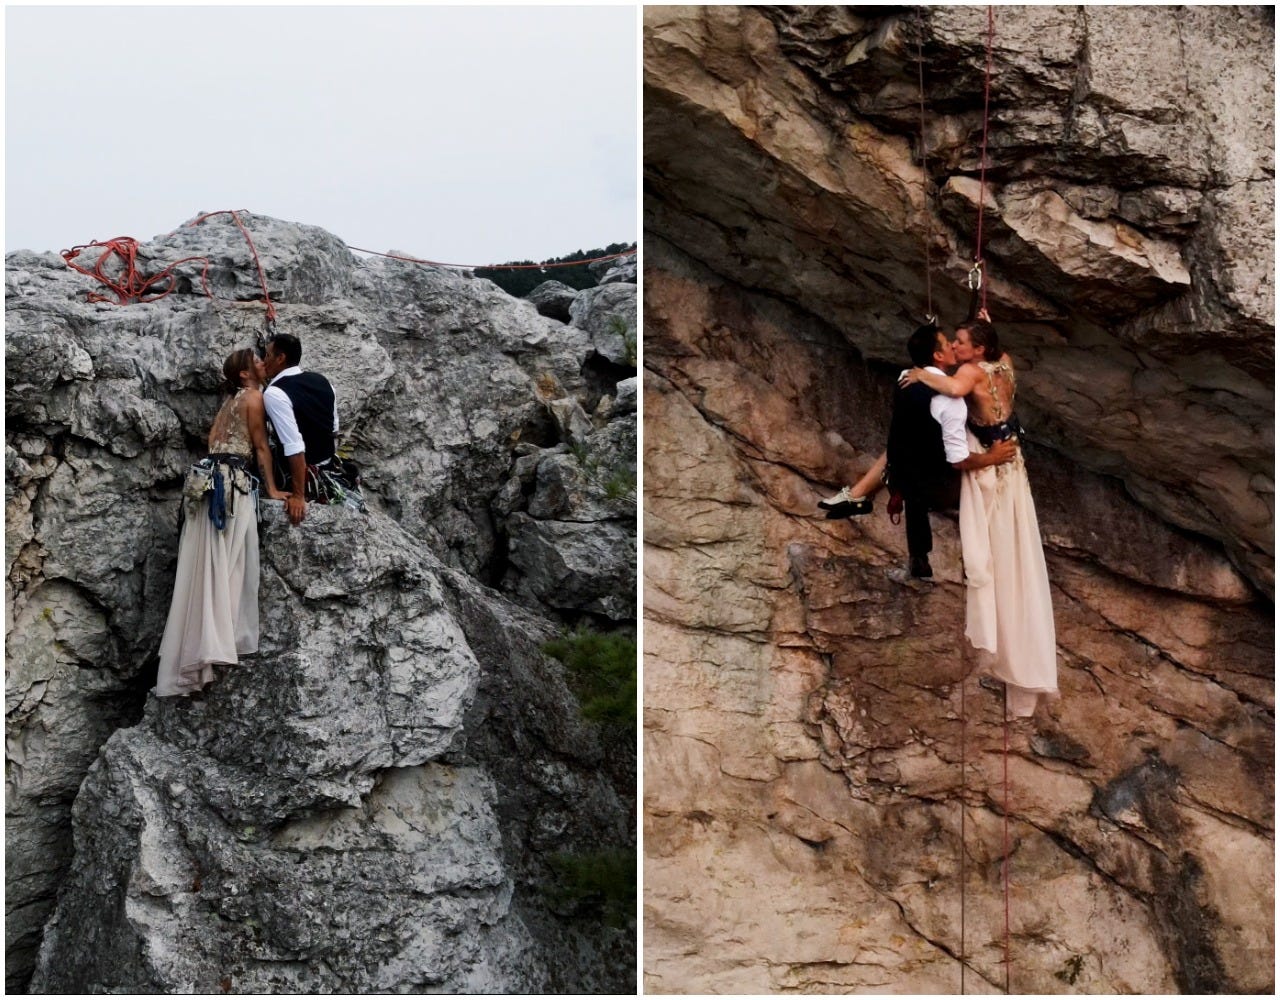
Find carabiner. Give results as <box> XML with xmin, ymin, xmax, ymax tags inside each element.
<box><xmin>967</xmin><ymin>260</ymin><xmax>984</xmax><ymax>291</ymax></box>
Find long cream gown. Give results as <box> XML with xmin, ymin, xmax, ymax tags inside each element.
<box><xmin>958</xmin><ymin>361</ymin><xmax>1058</xmax><ymax>718</ymax></box>
<box><xmin>154</xmin><ymin>390</ymin><xmax>260</xmax><ymax>697</ymax></box>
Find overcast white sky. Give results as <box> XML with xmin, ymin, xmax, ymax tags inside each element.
<box><xmin>5</xmin><ymin>4</ymin><xmax>637</xmax><ymax>265</ymax></box>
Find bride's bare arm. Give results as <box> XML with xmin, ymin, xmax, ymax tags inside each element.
<box><xmin>901</xmin><ymin>363</ymin><xmax>981</xmax><ymax>397</ymax></box>
<box><xmin>244</xmin><ymin>391</ymin><xmax>288</xmax><ymax>500</ymax></box>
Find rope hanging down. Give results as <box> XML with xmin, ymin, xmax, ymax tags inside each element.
<box><xmin>959</xmin><ymin>667</ymin><xmax>968</xmax><ymax>994</ymax></box>
<box><xmin>955</xmin><ymin>12</ymin><xmax>1009</xmax><ymax>995</ymax></box>
<box><xmin>982</xmin><ymin>10</ymin><xmax>1011</xmax><ymax>990</ymax></box>
<box><xmin>971</xmin><ymin>4</ymin><xmax>996</xmax><ymax>314</ymax></box>
<box><xmin>1002</xmin><ymin>687</ymin><xmax>1012</xmax><ymax>995</ymax></box>
<box><xmin>916</xmin><ymin>7</ymin><xmax>934</xmax><ymax>321</ymax></box>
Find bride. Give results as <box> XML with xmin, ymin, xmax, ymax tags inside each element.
<box><xmin>900</xmin><ymin>314</ymin><xmax>1058</xmax><ymax>717</ymax></box>
<box><xmin>154</xmin><ymin>348</ymin><xmax>288</xmax><ymax>697</ymax></box>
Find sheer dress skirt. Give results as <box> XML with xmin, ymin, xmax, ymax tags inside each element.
<box><xmin>153</xmin><ymin>462</ymin><xmax>259</xmax><ymax>697</ymax></box>
<box><xmin>958</xmin><ymin>431</ymin><xmax>1058</xmax><ymax>717</ymax></box>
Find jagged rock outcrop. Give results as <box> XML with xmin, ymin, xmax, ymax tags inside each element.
<box><xmin>6</xmin><ymin>212</ymin><xmax>636</xmax><ymax>993</ymax></box>
<box><xmin>592</xmin><ymin>256</ymin><xmax>639</xmax><ymax>285</ymax></box>
<box><xmin>499</xmin><ymin>282</ymin><xmax>639</xmax><ymax>624</ymax></box>
<box><xmin>527</xmin><ymin>280</ymin><xmax>579</xmax><ymax>322</ymax></box>
<box><xmin>30</xmin><ymin>508</ymin><xmax>627</xmax><ymax>993</ymax></box>
<box><xmin>643</xmin><ymin>6</ymin><xmax>1272</xmax><ymax>995</ymax></box>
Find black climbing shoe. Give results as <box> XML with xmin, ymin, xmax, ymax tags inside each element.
<box><xmin>910</xmin><ymin>556</ymin><xmax>933</xmax><ymax>578</ymax></box>
<box><xmin>818</xmin><ymin>486</ymin><xmax>857</xmax><ymax>509</ymax></box>
<box><xmin>825</xmin><ymin>496</ymin><xmax>873</xmax><ymax>519</ymax></box>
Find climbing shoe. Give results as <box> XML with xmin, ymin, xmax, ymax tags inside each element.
<box><xmin>910</xmin><ymin>556</ymin><xmax>933</xmax><ymax>578</ymax></box>
<box><xmin>817</xmin><ymin>486</ymin><xmax>856</xmax><ymax>509</ymax></box>
<box><xmin>825</xmin><ymin>497</ymin><xmax>873</xmax><ymax>519</ymax></box>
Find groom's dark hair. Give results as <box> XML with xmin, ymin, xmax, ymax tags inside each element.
<box><xmin>267</xmin><ymin>333</ymin><xmax>303</xmax><ymax>367</ymax></box>
<box><xmin>907</xmin><ymin>323</ymin><xmax>941</xmax><ymax>368</ymax></box>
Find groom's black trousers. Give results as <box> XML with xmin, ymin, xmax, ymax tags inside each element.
<box><xmin>902</xmin><ymin>474</ymin><xmax>961</xmax><ymax>562</ymax></box>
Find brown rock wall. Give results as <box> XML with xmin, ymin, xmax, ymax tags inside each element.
<box><xmin>642</xmin><ymin>256</ymin><xmax>1273</xmax><ymax>993</ymax></box>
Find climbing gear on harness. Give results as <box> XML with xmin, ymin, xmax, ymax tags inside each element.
<box><xmin>886</xmin><ymin>490</ymin><xmax>904</xmax><ymax>525</ymax></box>
<box><xmin>209</xmin><ymin>464</ymin><xmax>228</xmax><ymax>530</ymax></box>
<box><xmin>179</xmin><ymin>455</ymin><xmax>259</xmax><ymax>532</ymax></box>
<box><xmin>297</xmin><ymin>459</ymin><xmax>366</xmax><ymax>511</ymax></box>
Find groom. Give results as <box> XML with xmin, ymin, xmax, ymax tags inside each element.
<box><xmin>885</xmin><ymin>323</ymin><xmax>1014</xmax><ymax>578</ymax></box>
<box><xmin>261</xmin><ymin>332</ymin><xmax>340</xmax><ymax>526</ymax></box>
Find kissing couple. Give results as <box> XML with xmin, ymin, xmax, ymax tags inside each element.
<box><xmin>153</xmin><ymin>333</ymin><xmax>362</xmax><ymax>698</ymax></box>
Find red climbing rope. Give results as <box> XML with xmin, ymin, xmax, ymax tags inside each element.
<box><xmin>344</xmin><ymin>245</ymin><xmax>637</xmax><ymax>272</ymax></box>
<box><xmin>973</xmin><ymin>5</ymin><xmax>996</xmax><ymax>313</ymax></box>
<box><xmin>916</xmin><ymin>8</ymin><xmax>934</xmax><ymax>320</ymax></box>
<box><xmin>61</xmin><ymin>209</ymin><xmax>276</xmax><ymax>322</ymax></box>
<box><xmin>1002</xmin><ymin>685</ymin><xmax>1011</xmax><ymax>994</ymax></box>
<box><xmin>959</xmin><ymin>668</ymin><xmax>967</xmax><ymax>994</ymax></box>
<box><xmin>60</xmin><ymin>237</ymin><xmax>212</xmax><ymax>307</ymax></box>
<box><xmin>189</xmin><ymin>210</ymin><xmax>277</xmax><ymax>322</ymax></box>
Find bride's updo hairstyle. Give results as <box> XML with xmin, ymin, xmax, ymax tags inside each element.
<box><xmin>965</xmin><ymin>319</ymin><xmax>1002</xmax><ymax>362</ymax></box>
<box><xmin>220</xmin><ymin>347</ymin><xmax>258</xmax><ymax>395</ymax></box>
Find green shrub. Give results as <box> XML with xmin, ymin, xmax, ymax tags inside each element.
<box><xmin>547</xmin><ymin>847</ymin><xmax>636</xmax><ymax>927</ymax></box>
<box><xmin>543</xmin><ymin>629</ymin><xmax>636</xmax><ymax>728</ymax></box>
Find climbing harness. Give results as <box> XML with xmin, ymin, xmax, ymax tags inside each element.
<box><xmin>178</xmin><ymin>455</ymin><xmax>257</xmax><ymax>533</ymax></box>
<box><xmin>300</xmin><ymin>459</ymin><xmax>366</xmax><ymax>511</ymax></box>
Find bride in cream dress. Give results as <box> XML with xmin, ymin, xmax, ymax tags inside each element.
<box><xmin>154</xmin><ymin>348</ymin><xmax>288</xmax><ymax>697</ymax></box>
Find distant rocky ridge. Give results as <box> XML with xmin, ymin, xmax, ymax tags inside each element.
<box><xmin>643</xmin><ymin>6</ymin><xmax>1271</xmax><ymax>994</ymax></box>
<box><xmin>5</xmin><ymin>213</ymin><xmax>636</xmax><ymax>992</ymax></box>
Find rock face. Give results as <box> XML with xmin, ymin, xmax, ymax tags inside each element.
<box><xmin>527</xmin><ymin>280</ymin><xmax>578</xmax><ymax>322</ymax></box>
<box><xmin>644</xmin><ymin>4</ymin><xmax>1273</xmax><ymax>595</ymax></box>
<box><xmin>5</xmin><ymin>212</ymin><xmax>636</xmax><ymax>993</ymax></box>
<box><xmin>643</xmin><ymin>7</ymin><xmax>1272</xmax><ymax>996</ymax></box>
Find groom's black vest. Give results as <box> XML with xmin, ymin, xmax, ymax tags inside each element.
<box><xmin>886</xmin><ymin>381</ymin><xmax>958</xmax><ymax>504</ymax></box>
<box><xmin>270</xmin><ymin>371</ymin><xmax>337</xmax><ymax>473</ymax></box>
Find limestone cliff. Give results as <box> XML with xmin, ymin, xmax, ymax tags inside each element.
<box><xmin>643</xmin><ymin>6</ymin><xmax>1272</xmax><ymax>994</ymax></box>
<box><xmin>5</xmin><ymin>213</ymin><xmax>637</xmax><ymax>992</ymax></box>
